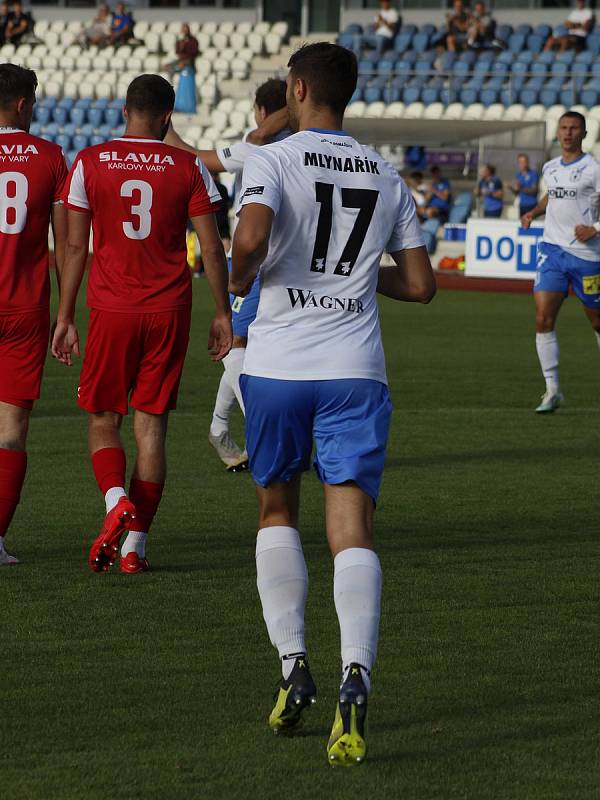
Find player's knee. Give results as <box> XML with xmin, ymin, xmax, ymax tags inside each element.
<box><xmin>0</xmin><ymin>437</ymin><xmax>25</xmax><ymax>451</ymax></box>
<box><xmin>535</xmin><ymin>312</ymin><xmax>555</xmax><ymax>332</ymax></box>
<box><xmin>88</xmin><ymin>411</ymin><xmax>121</xmax><ymax>431</ymax></box>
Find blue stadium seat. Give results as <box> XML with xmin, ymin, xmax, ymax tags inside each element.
<box><xmin>377</xmin><ymin>58</ymin><xmax>396</xmax><ymax>76</ymax></box>
<box><xmin>448</xmin><ymin>193</ymin><xmax>473</xmax><ymax>224</ymax></box>
<box><xmin>580</xmin><ymin>89</ymin><xmax>599</xmax><ymax>107</ymax></box>
<box><xmin>440</xmin><ymin>51</ymin><xmax>456</xmax><ymax>70</ymax></box>
<box><xmin>34</xmin><ymin>106</ymin><xmax>51</xmax><ymax>125</ymax></box>
<box><xmin>512</xmin><ymin>62</ymin><xmax>529</xmax><ymax>77</ymax></box>
<box><xmin>533</xmin><ymin>24</ymin><xmax>552</xmax><ymax>39</ymax></box>
<box><xmin>402</xmin><ymin>86</ymin><xmax>421</xmax><ymax>104</ymax></box>
<box><xmin>546</xmin><ymin>77</ymin><xmax>565</xmax><ymax>91</ymax></box>
<box><xmin>516</xmin><ymin>24</ymin><xmax>533</xmax><ymax>36</ymax></box>
<box><xmin>486</xmin><ymin>76</ymin><xmax>505</xmax><ymax>90</ymax></box>
<box><xmin>39</xmin><ymin>97</ymin><xmax>57</xmax><ymax>109</ymax></box>
<box><xmin>539</xmin><ymin>88</ymin><xmax>559</xmax><ymax>107</ymax></box>
<box><xmin>572</xmin><ymin>62</ymin><xmax>590</xmax><ymax>89</ymax></box>
<box><xmin>357</xmin><ymin>76</ymin><xmax>369</xmax><ymax>89</ymax></box>
<box><xmin>399</xmin><ymin>24</ymin><xmax>417</xmax><ymax>36</ymax></box>
<box><xmin>393</xmin><ymin>32</ymin><xmax>414</xmax><ymax>55</ymax></box>
<box><xmin>421</xmin><ymin>87</ymin><xmax>440</xmax><ymax>104</ymax></box>
<box><xmin>480</xmin><ymin>88</ymin><xmax>499</xmax><ymax>107</ymax></box>
<box><xmin>88</xmin><ymin>107</ymin><xmax>105</xmax><ymax>128</ymax></box>
<box><xmin>55</xmin><ymin>133</ymin><xmax>71</xmax><ymax>151</ymax></box>
<box><xmin>474</xmin><ymin>59</ymin><xmax>493</xmax><ymax>77</ymax></box>
<box><xmin>362</xmin><ymin>86</ymin><xmax>381</xmax><ymax>103</ymax></box>
<box><xmin>556</xmin><ymin>50</ymin><xmax>575</xmax><ymax>64</ymax></box>
<box><xmin>342</xmin><ymin>24</ymin><xmax>362</xmax><ymax>35</ymax></box>
<box><xmin>412</xmin><ymin>32</ymin><xmax>430</xmax><ymax>53</ymax></box>
<box><xmin>453</xmin><ymin>61</ymin><xmax>472</xmax><ymax>77</ymax></box>
<box><xmin>349</xmin><ymin>88</ymin><xmax>363</xmax><ymax>103</ymax></box>
<box><xmin>44</xmin><ymin>122</ymin><xmax>59</xmax><ymax>138</ymax></box>
<box><xmin>52</xmin><ymin>106</ymin><xmax>69</xmax><ymax>126</ymax></box>
<box><xmin>508</xmin><ymin>33</ymin><xmax>526</xmax><ymax>53</ymax></box>
<box><xmin>394</xmin><ymin>60</ymin><xmax>412</xmax><ymax>78</ymax></box>
<box><xmin>63</xmin><ymin>122</ymin><xmax>76</xmax><ymax>138</ymax></box>
<box><xmin>575</xmin><ymin>50</ymin><xmax>595</xmax><ymax>64</ymax></box>
<box><xmin>419</xmin><ymin>23</ymin><xmax>436</xmax><ymax>37</ymax></box>
<box><xmin>459</xmin><ymin>88</ymin><xmax>479</xmax><ymax>105</ymax></box>
<box><xmin>415</xmin><ymin>59</ymin><xmax>433</xmax><ymax>77</ymax></box>
<box><xmin>500</xmin><ymin>88</ymin><xmax>518</xmax><ymax>106</ymax></box>
<box><xmin>457</xmin><ymin>50</ymin><xmax>477</xmax><ymax>65</ymax></box>
<box><xmin>90</xmin><ymin>135</ymin><xmax>104</xmax><ymax>146</ymax></box>
<box><xmin>72</xmin><ymin>133</ymin><xmax>89</xmax><ymax>151</ymax></box>
<box><xmin>463</xmin><ymin>77</ymin><xmax>484</xmax><ymax>90</ymax></box>
<box><xmin>526</xmin><ymin>34</ymin><xmax>545</xmax><ymax>54</ymax></box>
<box><xmin>551</xmin><ymin>62</ymin><xmax>569</xmax><ymax>78</ymax></box>
<box><xmin>495</xmin><ymin>24</ymin><xmax>513</xmax><ymax>43</ymax></box>
<box><xmin>535</xmin><ymin>51</ymin><xmax>554</xmax><ymax>65</ymax></box>
<box><xmin>422</xmin><ymin>218</ymin><xmax>441</xmax><ymax>237</ymax></box>
<box><xmin>98</xmin><ymin>123</ymin><xmax>112</xmax><ymax>139</ymax></box>
<box><xmin>399</xmin><ymin>49</ymin><xmax>418</xmax><ymax>64</ymax></box>
<box><xmin>531</xmin><ymin>62</ymin><xmax>548</xmax><ymax>77</ymax></box>
<box><xmin>29</xmin><ymin>122</ymin><xmax>41</xmax><ymax>137</ymax></box>
<box><xmin>75</xmin><ymin>98</ymin><xmax>93</xmax><ymax>110</ymax></box>
<box><xmin>66</xmin><ymin>149</ymin><xmax>78</xmax><ymax>167</ymax></box>
<box><xmin>492</xmin><ymin>61</ymin><xmax>508</xmax><ymax>76</ymax></box>
<box><xmin>70</xmin><ymin>107</ymin><xmax>86</xmax><ymax>127</ymax></box>
<box><xmin>337</xmin><ymin>33</ymin><xmax>355</xmax><ymax>50</ymax></box>
<box><xmin>496</xmin><ymin>50</ymin><xmax>514</xmax><ymax>65</ymax></box>
<box><xmin>79</xmin><ymin>123</ymin><xmax>94</xmax><ymax>138</ymax></box>
<box><xmin>40</xmin><ymin>133</ymin><xmax>55</xmax><ymax>143</ymax></box>
<box><xmin>109</xmin><ymin>98</ymin><xmax>125</xmax><ymax>109</ymax></box>
<box><xmin>518</xmin><ymin>50</ymin><xmax>535</xmax><ymax>65</ymax></box>
<box><xmin>382</xmin><ymin>85</ymin><xmax>401</xmax><ymax>103</ymax></box>
<box><xmin>560</xmin><ymin>88</ymin><xmax>578</xmax><ymax>107</ymax></box>
<box><xmin>518</xmin><ymin>88</ymin><xmax>539</xmax><ymax>107</ymax></box>
<box><xmin>421</xmin><ymin>229</ymin><xmax>437</xmax><ymax>255</ymax></box>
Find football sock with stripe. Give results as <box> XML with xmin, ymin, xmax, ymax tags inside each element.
<box><xmin>535</xmin><ymin>332</ymin><xmax>560</xmax><ymax>395</ymax></box>
<box><xmin>210</xmin><ymin>371</ymin><xmax>238</xmax><ymax>436</ymax></box>
<box><xmin>121</xmin><ymin>479</ymin><xmax>164</xmax><ymax>557</ymax></box>
<box><xmin>334</xmin><ymin>547</ymin><xmax>382</xmax><ymax>694</ymax></box>
<box><xmin>0</xmin><ymin>449</ymin><xmax>27</xmax><ymax>539</ymax></box>
<box><xmin>222</xmin><ymin>347</ymin><xmax>246</xmax><ymax>413</ymax></box>
<box><xmin>91</xmin><ymin>447</ymin><xmax>127</xmax><ymax>511</ymax></box>
<box><xmin>256</xmin><ymin>526</ymin><xmax>308</xmax><ymax>675</ymax></box>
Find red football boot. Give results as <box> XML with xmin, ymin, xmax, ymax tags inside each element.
<box><xmin>88</xmin><ymin>497</ymin><xmax>137</xmax><ymax>573</ymax></box>
<box><xmin>120</xmin><ymin>551</ymin><xmax>150</xmax><ymax>574</ymax></box>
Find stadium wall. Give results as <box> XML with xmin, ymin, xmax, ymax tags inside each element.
<box><xmin>340</xmin><ymin>9</ymin><xmax>584</xmax><ymax>31</ymax></box>
<box><xmin>29</xmin><ymin>6</ymin><xmax>257</xmax><ymax>23</ymax></box>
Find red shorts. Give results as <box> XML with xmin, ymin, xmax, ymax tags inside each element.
<box><xmin>0</xmin><ymin>309</ymin><xmax>50</xmax><ymax>410</ymax></box>
<box><xmin>78</xmin><ymin>309</ymin><xmax>191</xmax><ymax>416</ymax></box>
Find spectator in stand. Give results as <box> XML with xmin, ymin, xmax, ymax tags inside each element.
<box><xmin>361</xmin><ymin>0</ymin><xmax>400</xmax><ymax>55</ymax></box>
<box><xmin>477</xmin><ymin>164</ymin><xmax>504</xmax><ymax>218</ymax></box>
<box><xmin>509</xmin><ymin>153</ymin><xmax>539</xmax><ymax>219</ymax></box>
<box><xmin>4</xmin><ymin>1</ymin><xmax>33</xmax><ymax>46</ymax></box>
<box><xmin>164</xmin><ymin>23</ymin><xmax>199</xmax><ymax>78</ymax></box>
<box><xmin>0</xmin><ymin>2</ymin><xmax>10</xmax><ymax>43</ymax></box>
<box><xmin>406</xmin><ymin>170</ymin><xmax>428</xmax><ymax>217</ymax></box>
<box><xmin>544</xmin><ymin>0</ymin><xmax>593</xmax><ymax>53</ymax></box>
<box><xmin>110</xmin><ymin>2</ymin><xmax>133</xmax><ymax>46</ymax></box>
<box><xmin>434</xmin><ymin>0</ymin><xmax>471</xmax><ymax>53</ymax></box>
<box><xmin>82</xmin><ymin>3</ymin><xmax>111</xmax><ymax>48</ymax></box>
<box><xmin>422</xmin><ymin>165</ymin><xmax>451</xmax><ymax>222</ymax></box>
<box><xmin>467</xmin><ymin>1</ymin><xmax>495</xmax><ymax>49</ymax></box>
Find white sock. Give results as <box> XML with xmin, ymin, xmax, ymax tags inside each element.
<box><xmin>105</xmin><ymin>486</ymin><xmax>126</xmax><ymax>513</ymax></box>
<box><xmin>210</xmin><ymin>371</ymin><xmax>237</xmax><ymax>436</ymax></box>
<box><xmin>121</xmin><ymin>530</ymin><xmax>147</xmax><ymax>558</ymax></box>
<box><xmin>255</xmin><ymin>526</ymin><xmax>308</xmax><ymax>669</ymax></box>
<box><xmin>595</xmin><ymin>331</ymin><xmax>600</xmax><ymax>353</ymax></box>
<box><xmin>334</xmin><ymin>547</ymin><xmax>382</xmax><ymax>694</ymax></box>
<box><xmin>536</xmin><ymin>331</ymin><xmax>560</xmax><ymax>395</ymax></box>
<box><xmin>223</xmin><ymin>347</ymin><xmax>246</xmax><ymax>414</ymax></box>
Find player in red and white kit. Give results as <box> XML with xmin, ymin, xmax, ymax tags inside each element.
<box><xmin>0</xmin><ymin>64</ymin><xmax>68</xmax><ymax>566</ymax></box>
<box><xmin>52</xmin><ymin>75</ymin><xmax>231</xmax><ymax>574</ymax></box>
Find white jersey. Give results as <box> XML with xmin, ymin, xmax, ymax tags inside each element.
<box><xmin>542</xmin><ymin>153</ymin><xmax>600</xmax><ymax>262</ymax></box>
<box><xmin>237</xmin><ymin>128</ymin><xmax>424</xmax><ymax>384</ymax></box>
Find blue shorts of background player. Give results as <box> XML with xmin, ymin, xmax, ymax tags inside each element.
<box><xmin>228</xmin><ymin>258</ymin><xmax>260</xmax><ymax>337</ymax></box>
<box><xmin>239</xmin><ymin>376</ymin><xmax>392</xmax><ymax>502</ymax></box>
<box><xmin>534</xmin><ymin>242</ymin><xmax>600</xmax><ymax>308</ymax></box>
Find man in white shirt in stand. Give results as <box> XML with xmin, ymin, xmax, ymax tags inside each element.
<box><xmin>361</xmin><ymin>0</ymin><xmax>399</xmax><ymax>55</ymax></box>
<box><xmin>544</xmin><ymin>0</ymin><xmax>593</xmax><ymax>53</ymax></box>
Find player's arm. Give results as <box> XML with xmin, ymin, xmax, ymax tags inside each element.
<box><xmin>191</xmin><ymin>213</ymin><xmax>232</xmax><ymax>362</ymax></box>
<box><xmin>246</xmin><ymin>107</ymin><xmax>288</xmax><ymax>145</ymax></box>
<box><xmin>230</xmin><ymin>203</ymin><xmax>272</xmax><ymax>297</ymax></box>
<box><xmin>377</xmin><ymin>246</ymin><xmax>436</xmax><ymax>304</ymax></box>
<box><xmin>51</xmin><ymin>202</ymin><xmax>68</xmax><ymax>285</ymax></box>
<box><xmin>51</xmin><ymin>209</ymin><xmax>91</xmax><ymax>366</ymax></box>
<box><xmin>164</xmin><ymin>123</ymin><xmax>226</xmax><ymax>173</ymax></box>
<box><xmin>521</xmin><ymin>193</ymin><xmax>548</xmax><ymax>227</ymax></box>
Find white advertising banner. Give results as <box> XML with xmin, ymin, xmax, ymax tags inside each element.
<box><xmin>465</xmin><ymin>218</ymin><xmax>544</xmax><ymax>280</ymax></box>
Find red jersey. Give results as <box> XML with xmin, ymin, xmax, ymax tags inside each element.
<box><xmin>64</xmin><ymin>136</ymin><xmax>221</xmax><ymax>312</ymax></box>
<box><xmin>0</xmin><ymin>129</ymin><xmax>68</xmax><ymax>314</ymax></box>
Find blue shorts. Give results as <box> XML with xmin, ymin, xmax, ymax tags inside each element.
<box><xmin>534</xmin><ymin>242</ymin><xmax>600</xmax><ymax>308</ymax></box>
<box><xmin>239</xmin><ymin>376</ymin><xmax>392</xmax><ymax>502</ymax></box>
<box><xmin>228</xmin><ymin>258</ymin><xmax>260</xmax><ymax>338</ymax></box>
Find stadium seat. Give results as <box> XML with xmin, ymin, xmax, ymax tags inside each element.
<box><xmin>540</xmin><ymin>88</ymin><xmax>560</xmax><ymax>108</ymax></box>
<box><xmin>459</xmin><ymin>88</ymin><xmax>479</xmax><ymax>106</ymax></box>
<box><xmin>412</xmin><ymin>32</ymin><xmax>430</xmax><ymax>53</ymax></box>
<box><xmin>421</xmin><ymin>87</ymin><xmax>440</xmax><ymax>105</ymax></box>
<box><xmin>560</xmin><ymin>88</ymin><xmax>578</xmax><ymax>107</ymax></box>
<box><xmin>480</xmin><ymin>88</ymin><xmax>500</xmax><ymax>107</ymax></box>
<box><xmin>443</xmin><ymin>103</ymin><xmax>465</xmax><ymax>120</ymax></box>
<box><xmin>508</xmin><ymin>33</ymin><xmax>527</xmax><ymax>53</ymax></box>
<box><xmin>463</xmin><ymin>103</ymin><xmax>484</xmax><ymax>119</ymax></box>
<box><xmin>523</xmin><ymin>104</ymin><xmax>546</xmax><ymax>120</ymax></box>
<box><xmin>580</xmin><ymin>89</ymin><xmax>599</xmax><ymax>108</ymax></box>
<box><xmin>72</xmin><ymin>133</ymin><xmax>89</xmax><ymax>151</ymax></box>
<box><xmin>403</xmin><ymin>102</ymin><xmax>425</xmax><ymax>119</ymax></box>
<box><xmin>482</xmin><ymin>103</ymin><xmax>505</xmax><ymax>119</ymax></box>
<box><xmin>401</xmin><ymin>86</ymin><xmax>420</xmax><ymax>105</ymax></box>
<box><xmin>421</xmin><ymin>229</ymin><xmax>436</xmax><ymax>254</ymax></box>
<box><xmin>422</xmin><ymin>102</ymin><xmax>444</xmax><ymax>119</ymax></box>
<box><xmin>503</xmin><ymin>104</ymin><xmax>526</xmax><ymax>120</ymax></box>
<box><xmin>105</xmin><ymin>107</ymin><xmax>123</xmax><ymax>128</ymax></box>
<box><xmin>382</xmin><ymin>101</ymin><xmax>405</xmax><ymax>118</ymax></box>
<box><xmin>393</xmin><ymin>33</ymin><xmax>414</xmax><ymax>56</ymax></box>
<box><xmin>526</xmin><ymin>34</ymin><xmax>545</xmax><ymax>54</ymax></box>
<box><xmin>448</xmin><ymin>192</ymin><xmax>473</xmax><ymax>224</ymax></box>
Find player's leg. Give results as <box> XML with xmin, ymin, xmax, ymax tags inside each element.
<box><xmin>313</xmin><ymin>379</ymin><xmax>391</xmax><ymax>766</ymax></box>
<box><xmin>119</xmin><ymin>410</ymin><xmax>168</xmax><ymax>573</ymax></box>
<box><xmin>0</xmin><ymin>403</ymin><xmax>29</xmax><ymax>565</ymax></box>
<box><xmin>533</xmin><ymin>245</ymin><xmax>569</xmax><ymax>412</ymax></box>
<box><xmin>583</xmin><ymin>306</ymin><xmax>600</xmax><ymax>351</ymax></box>
<box><xmin>208</xmin><ymin>337</ymin><xmax>248</xmax><ymax>472</ymax></box>
<box><xmin>569</xmin><ymin>260</ymin><xmax>600</xmax><ymax>356</ymax></box>
<box><xmin>241</xmin><ymin>375</ymin><xmax>316</xmax><ymax>733</ymax></box>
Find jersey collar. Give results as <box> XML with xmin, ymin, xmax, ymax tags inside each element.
<box><xmin>560</xmin><ymin>152</ymin><xmax>587</xmax><ymax>167</ymax></box>
<box><xmin>113</xmin><ymin>136</ymin><xmax>165</xmax><ymax>144</ymax></box>
<box><xmin>0</xmin><ymin>127</ymin><xmax>23</xmax><ymax>133</ymax></box>
<box><xmin>306</xmin><ymin>128</ymin><xmax>351</xmax><ymax>136</ymax></box>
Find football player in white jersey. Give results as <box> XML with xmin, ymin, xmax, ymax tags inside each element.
<box><xmin>230</xmin><ymin>43</ymin><xmax>436</xmax><ymax>766</ymax></box>
<box><xmin>166</xmin><ymin>80</ymin><xmax>289</xmax><ymax>470</ymax></box>
<box><xmin>522</xmin><ymin>111</ymin><xmax>600</xmax><ymax>412</ymax></box>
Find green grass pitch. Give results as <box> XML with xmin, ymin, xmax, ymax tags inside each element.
<box><xmin>1</xmin><ymin>278</ymin><xmax>598</xmax><ymax>800</ymax></box>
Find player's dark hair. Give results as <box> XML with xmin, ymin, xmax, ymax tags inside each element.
<box><xmin>287</xmin><ymin>42</ymin><xmax>357</xmax><ymax>115</ymax></box>
<box><xmin>0</xmin><ymin>63</ymin><xmax>37</xmax><ymax>110</ymax></box>
<box><xmin>254</xmin><ymin>78</ymin><xmax>286</xmax><ymax>115</ymax></box>
<box><xmin>560</xmin><ymin>110</ymin><xmax>587</xmax><ymax>130</ymax></box>
<box><xmin>125</xmin><ymin>74</ymin><xmax>175</xmax><ymax>117</ymax></box>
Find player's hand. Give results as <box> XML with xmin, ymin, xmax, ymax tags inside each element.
<box><xmin>208</xmin><ymin>314</ymin><xmax>232</xmax><ymax>362</ymax></box>
<box><xmin>51</xmin><ymin>319</ymin><xmax>80</xmax><ymax>366</ymax></box>
<box><xmin>228</xmin><ymin>274</ymin><xmax>255</xmax><ymax>297</ymax></box>
<box><xmin>521</xmin><ymin>212</ymin><xmax>534</xmax><ymax>229</ymax></box>
<box><xmin>574</xmin><ymin>224</ymin><xmax>597</xmax><ymax>243</ymax></box>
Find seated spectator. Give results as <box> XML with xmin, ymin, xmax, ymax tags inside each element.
<box><xmin>0</xmin><ymin>2</ymin><xmax>10</xmax><ymax>43</ymax></box>
<box><xmin>406</xmin><ymin>170</ymin><xmax>428</xmax><ymax>216</ymax></box>
<box><xmin>4</xmin><ymin>1</ymin><xmax>33</xmax><ymax>46</ymax></box>
<box><xmin>509</xmin><ymin>153</ymin><xmax>539</xmax><ymax>219</ymax></box>
<box><xmin>467</xmin><ymin>1</ymin><xmax>495</xmax><ymax>49</ymax></box>
<box><xmin>361</xmin><ymin>0</ymin><xmax>400</xmax><ymax>56</ymax></box>
<box><xmin>82</xmin><ymin>4</ymin><xmax>111</xmax><ymax>48</ymax></box>
<box><xmin>423</xmin><ymin>166</ymin><xmax>451</xmax><ymax>221</ymax></box>
<box><xmin>544</xmin><ymin>0</ymin><xmax>593</xmax><ymax>53</ymax></box>
<box><xmin>434</xmin><ymin>0</ymin><xmax>471</xmax><ymax>53</ymax></box>
<box><xmin>477</xmin><ymin>164</ymin><xmax>503</xmax><ymax>218</ymax></box>
<box><xmin>164</xmin><ymin>23</ymin><xmax>199</xmax><ymax>78</ymax></box>
<box><xmin>110</xmin><ymin>2</ymin><xmax>133</xmax><ymax>46</ymax></box>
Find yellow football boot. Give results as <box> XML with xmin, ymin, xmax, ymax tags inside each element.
<box><xmin>327</xmin><ymin>664</ymin><xmax>368</xmax><ymax>767</ymax></box>
<box><xmin>268</xmin><ymin>655</ymin><xmax>316</xmax><ymax>735</ymax></box>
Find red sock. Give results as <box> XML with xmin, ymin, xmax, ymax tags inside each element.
<box><xmin>128</xmin><ymin>478</ymin><xmax>164</xmax><ymax>532</ymax></box>
<box><xmin>0</xmin><ymin>449</ymin><xmax>27</xmax><ymax>538</ymax></box>
<box><xmin>91</xmin><ymin>447</ymin><xmax>126</xmax><ymax>495</ymax></box>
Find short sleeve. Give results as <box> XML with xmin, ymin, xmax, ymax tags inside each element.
<box><xmin>65</xmin><ymin>157</ymin><xmax>90</xmax><ymax>212</ymax></box>
<box><xmin>53</xmin><ymin>148</ymin><xmax>69</xmax><ymax>203</ymax></box>
<box><xmin>236</xmin><ymin>149</ymin><xmax>282</xmax><ymax>216</ymax></box>
<box><xmin>218</xmin><ymin>141</ymin><xmax>255</xmax><ymax>174</ymax></box>
<box><xmin>189</xmin><ymin>156</ymin><xmax>222</xmax><ymax>217</ymax></box>
<box><xmin>386</xmin><ymin>181</ymin><xmax>425</xmax><ymax>253</ymax></box>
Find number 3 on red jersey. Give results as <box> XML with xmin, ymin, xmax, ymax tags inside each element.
<box><xmin>121</xmin><ymin>179</ymin><xmax>153</xmax><ymax>240</ymax></box>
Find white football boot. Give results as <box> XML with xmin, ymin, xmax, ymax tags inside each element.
<box><xmin>0</xmin><ymin>543</ymin><xmax>19</xmax><ymax>566</ymax></box>
<box><xmin>535</xmin><ymin>390</ymin><xmax>564</xmax><ymax>414</ymax></box>
<box><xmin>208</xmin><ymin>431</ymin><xmax>249</xmax><ymax>472</ymax></box>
